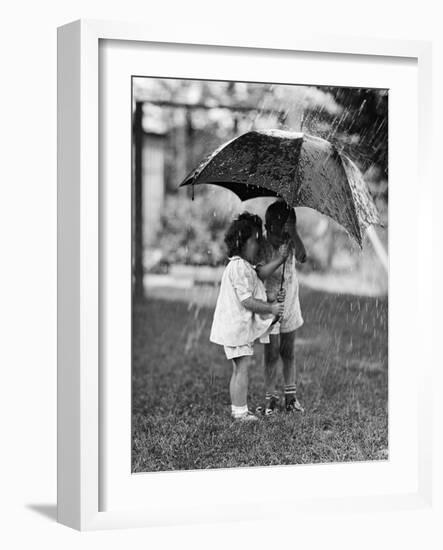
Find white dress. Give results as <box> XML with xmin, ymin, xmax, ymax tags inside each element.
<box><xmin>210</xmin><ymin>256</ymin><xmax>274</xmax><ymax>347</ymax></box>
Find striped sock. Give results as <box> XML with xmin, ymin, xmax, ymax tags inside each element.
<box><xmin>284</xmin><ymin>385</ymin><xmax>297</xmax><ymax>401</ymax></box>
<box><xmin>265</xmin><ymin>392</ymin><xmax>279</xmax><ymax>412</ymax></box>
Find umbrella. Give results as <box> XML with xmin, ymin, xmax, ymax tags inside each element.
<box><xmin>180</xmin><ymin>129</ymin><xmax>382</xmax><ymax>247</ymax></box>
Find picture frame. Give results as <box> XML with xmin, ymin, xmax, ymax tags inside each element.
<box><xmin>57</xmin><ymin>19</ymin><xmax>433</xmax><ymax>531</ymax></box>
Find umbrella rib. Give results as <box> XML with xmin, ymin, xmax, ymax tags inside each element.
<box><xmin>335</xmin><ymin>151</ymin><xmax>363</xmax><ymax>245</ymax></box>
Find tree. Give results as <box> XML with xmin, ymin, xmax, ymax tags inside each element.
<box><xmin>304</xmin><ymin>87</ymin><xmax>388</xmax><ymax>186</ymax></box>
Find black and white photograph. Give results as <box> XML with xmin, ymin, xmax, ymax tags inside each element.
<box><xmin>131</xmin><ymin>76</ymin><xmax>389</xmax><ymax>473</ymax></box>
<box><xmin>5</xmin><ymin>0</ymin><xmax>442</xmax><ymax>543</ymax></box>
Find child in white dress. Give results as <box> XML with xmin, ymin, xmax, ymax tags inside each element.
<box><xmin>210</xmin><ymin>213</ymin><xmax>287</xmax><ymax>421</ymax></box>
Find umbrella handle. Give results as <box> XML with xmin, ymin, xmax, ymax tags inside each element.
<box><xmin>280</xmin><ymin>259</ymin><xmax>286</xmax><ymax>291</ymax></box>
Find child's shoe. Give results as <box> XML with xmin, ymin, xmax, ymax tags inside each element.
<box><xmin>256</xmin><ymin>394</ymin><xmax>279</xmax><ymax>416</ymax></box>
<box><xmin>232</xmin><ymin>410</ymin><xmax>259</xmax><ymax>422</ymax></box>
<box><xmin>285</xmin><ymin>395</ymin><xmax>305</xmax><ymax>413</ymax></box>
<box><xmin>264</xmin><ymin>395</ymin><xmax>280</xmax><ymax>416</ymax></box>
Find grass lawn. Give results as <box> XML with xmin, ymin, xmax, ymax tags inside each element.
<box><xmin>132</xmin><ymin>286</ymin><xmax>388</xmax><ymax>472</ymax></box>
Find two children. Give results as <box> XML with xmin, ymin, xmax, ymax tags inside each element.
<box><xmin>210</xmin><ymin>203</ymin><xmax>306</xmax><ymax>421</ymax></box>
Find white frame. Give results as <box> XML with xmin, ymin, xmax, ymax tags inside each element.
<box><xmin>57</xmin><ymin>19</ymin><xmax>433</xmax><ymax>531</ymax></box>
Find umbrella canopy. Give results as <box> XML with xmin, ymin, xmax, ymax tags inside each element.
<box><xmin>180</xmin><ymin>129</ymin><xmax>382</xmax><ymax>247</ymax></box>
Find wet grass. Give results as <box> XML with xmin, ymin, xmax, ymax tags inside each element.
<box><xmin>132</xmin><ymin>287</ymin><xmax>388</xmax><ymax>472</ymax></box>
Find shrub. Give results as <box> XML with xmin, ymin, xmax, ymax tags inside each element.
<box><xmin>157</xmin><ymin>191</ymin><xmax>241</xmax><ymax>265</ymax></box>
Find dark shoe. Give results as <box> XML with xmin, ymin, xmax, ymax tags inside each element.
<box><xmin>265</xmin><ymin>395</ymin><xmax>280</xmax><ymax>416</ymax></box>
<box><xmin>285</xmin><ymin>396</ymin><xmax>304</xmax><ymax>413</ymax></box>
<box><xmin>256</xmin><ymin>394</ymin><xmax>280</xmax><ymax>416</ymax></box>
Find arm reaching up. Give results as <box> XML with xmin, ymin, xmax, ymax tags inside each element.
<box><xmin>256</xmin><ymin>243</ymin><xmax>289</xmax><ymax>281</ymax></box>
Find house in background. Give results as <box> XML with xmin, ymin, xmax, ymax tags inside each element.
<box><xmin>142</xmin><ymin>131</ymin><xmax>167</xmax><ymax>247</ymax></box>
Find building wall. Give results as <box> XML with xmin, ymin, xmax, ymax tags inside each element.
<box><xmin>142</xmin><ymin>134</ymin><xmax>166</xmax><ymax>247</ymax></box>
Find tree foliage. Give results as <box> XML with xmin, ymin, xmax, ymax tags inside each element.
<box><xmin>304</xmin><ymin>87</ymin><xmax>388</xmax><ymax>183</ymax></box>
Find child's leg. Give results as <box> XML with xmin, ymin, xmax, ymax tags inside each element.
<box><xmin>263</xmin><ymin>334</ymin><xmax>280</xmax><ymax>411</ymax></box>
<box><xmin>280</xmin><ymin>330</ymin><xmax>304</xmax><ymax>412</ymax></box>
<box><xmin>230</xmin><ymin>355</ymin><xmax>252</xmax><ymax>407</ymax></box>
<box><xmin>280</xmin><ymin>330</ymin><xmax>296</xmax><ymax>387</ymax></box>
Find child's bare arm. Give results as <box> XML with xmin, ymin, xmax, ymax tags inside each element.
<box><xmin>241</xmin><ymin>297</ymin><xmax>284</xmax><ymax>317</ymax></box>
<box><xmin>256</xmin><ymin>244</ymin><xmax>288</xmax><ymax>280</ymax></box>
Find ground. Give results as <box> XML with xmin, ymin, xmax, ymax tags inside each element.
<box><xmin>132</xmin><ymin>286</ymin><xmax>388</xmax><ymax>472</ymax></box>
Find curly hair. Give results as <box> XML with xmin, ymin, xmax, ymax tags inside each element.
<box><xmin>237</xmin><ymin>211</ymin><xmax>263</xmax><ymax>233</ymax></box>
<box><xmin>224</xmin><ymin>211</ymin><xmax>262</xmax><ymax>258</ymax></box>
